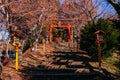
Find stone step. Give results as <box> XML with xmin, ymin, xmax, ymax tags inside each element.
<box><xmin>23</xmin><ymin>72</ymin><xmax>97</xmax><ymax>79</ymax></box>
<box><xmin>28</xmin><ymin>74</ymin><xmax>104</xmax><ymax>80</ymax></box>
<box><xmin>52</xmin><ymin>61</ymin><xmax>69</xmax><ymax>65</ymax></box>
<box><xmin>21</xmin><ymin>67</ymin><xmax>98</xmax><ymax>80</ymax></box>
<box><xmin>58</xmin><ymin>42</ymin><xmax>69</xmax><ymax>46</ymax></box>
<box><xmin>69</xmin><ymin>61</ymin><xmax>86</xmax><ymax>66</ymax></box>
<box><xmin>67</xmin><ymin>61</ymin><xmax>86</xmax><ymax>68</ymax></box>
<box><xmin>21</xmin><ymin>67</ymin><xmax>91</xmax><ymax>73</ymax></box>
<box><xmin>67</xmin><ymin>65</ymin><xmax>86</xmax><ymax>68</ymax></box>
<box><xmin>47</xmin><ymin>64</ymin><xmax>67</xmax><ymax>69</ymax></box>
<box><xmin>52</xmin><ymin>57</ymin><xmax>61</xmax><ymax>61</ymax></box>
<box><xmin>21</xmin><ymin>68</ymin><xmax>76</xmax><ymax>74</ymax></box>
<box><xmin>53</xmin><ymin>51</ymin><xmax>87</xmax><ymax>54</ymax></box>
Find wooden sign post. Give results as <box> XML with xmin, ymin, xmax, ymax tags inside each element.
<box><xmin>95</xmin><ymin>30</ymin><xmax>105</xmax><ymax>70</ymax></box>
<box><xmin>97</xmin><ymin>41</ymin><xmax>101</xmax><ymax>70</ymax></box>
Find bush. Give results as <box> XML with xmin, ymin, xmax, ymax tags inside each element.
<box><xmin>112</xmin><ymin>19</ymin><xmax>120</xmax><ymax>50</ymax></box>
<box><xmin>80</xmin><ymin>19</ymin><xmax>119</xmax><ymax>59</ymax></box>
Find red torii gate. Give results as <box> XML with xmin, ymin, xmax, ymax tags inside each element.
<box><xmin>49</xmin><ymin>19</ymin><xmax>74</xmax><ymax>43</ymax></box>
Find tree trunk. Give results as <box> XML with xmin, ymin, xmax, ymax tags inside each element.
<box><xmin>107</xmin><ymin>0</ymin><xmax>120</xmax><ymax>17</ymax></box>
<box><xmin>5</xmin><ymin>40</ymin><xmax>9</xmax><ymax>57</ymax></box>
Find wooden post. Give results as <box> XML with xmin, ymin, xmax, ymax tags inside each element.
<box><xmin>50</xmin><ymin>26</ymin><xmax>52</xmax><ymax>43</ymax></box>
<box><xmin>71</xmin><ymin>27</ymin><xmax>74</xmax><ymax>48</ymax></box>
<box><xmin>68</xmin><ymin>24</ymin><xmax>71</xmax><ymax>42</ymax></box>
<box><xmin>98</xmin><ymin>42</ymin><xmax>101</xmax><ymax>70</ymax></box>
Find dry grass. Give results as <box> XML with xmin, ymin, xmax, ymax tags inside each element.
<box><xmin>89</xmin><ymin>51</ymin><xmax>120</xmax><ymax>75</ymax></box>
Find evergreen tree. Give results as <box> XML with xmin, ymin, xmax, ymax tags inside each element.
<box><xmin>80</xmin><ymin>19</ymin><xmax>119</xmax><ymax>59</ymax></box>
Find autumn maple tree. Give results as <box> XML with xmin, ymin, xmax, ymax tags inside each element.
<box><xmin>0</xmin><ymin>0</ymin><xmax>59</xmax><ymax>52</ymax></box>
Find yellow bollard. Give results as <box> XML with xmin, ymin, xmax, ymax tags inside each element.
<box><xmin>13</xmin><ymin>42</ymin><xmax>21</xmax><ymax>71</ymax></box>
<box><xmin>16</xmin><ymin>47</ymin><xmax>19</xmax><ymax>70</ymax></box>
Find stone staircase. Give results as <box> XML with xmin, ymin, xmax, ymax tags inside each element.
<box><xmin>1</xmin><ymin>44</ymin><xmax>110</xmax><ymax>80</ymax></box>
<box><xmin>20</xmin><ymin>51</ymin><xmax>105</xmax><ymax>80</ymax></box>
<box><xmin>52</xmin><ymin>42</ymin><xmax>77</xmax><ymax>52</ymax></box>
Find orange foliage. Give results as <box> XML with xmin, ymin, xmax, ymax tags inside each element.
<box><xmin>9</xmin><ymin>0</ymin><xmax>59</xmax><ymax>32</ymax></box>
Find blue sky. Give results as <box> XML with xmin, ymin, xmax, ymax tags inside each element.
<box><xmin>0</xmin><ymin>31</ymin><xmax>9</xmax><ymax>40</ymax></box>
<box><xmin>95</xmin><ymin>0</ymin><xmax>116</xmax><ymax>16</ymax></box>
<box><xmin>59</xmin><ymin>0</ymin><xmax>116</xmax><ymax>16</ymax></box>
<box><xmin>59</xmin><ymin>0</ymin><xmax>64</xmax><ymax>3</ymax></box>
<box><xmin>0</xmin><ymin>23</ymin><xmax>9</xmax><ymax>40</ymax></box>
